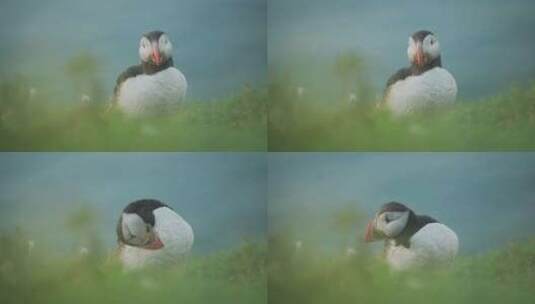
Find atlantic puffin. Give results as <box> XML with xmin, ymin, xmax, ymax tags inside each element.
<box><xmin>116</xmin><ymin>199</ymin><xmax>194</xmax><ymax>270</ymax></box>
<box><xmin>364</xmin><ymin>202</ymin><xmax>458</xmax><ymax>271</ymax></box>
<box><xmin>113</xmin><ymin>31</ymin><xmax>187</xmax><ymax>117</ymax></box>
<box><xmin>384</xmin><ymin>30</ymin><xmax>457</xmax><ymax>115</ymax></box>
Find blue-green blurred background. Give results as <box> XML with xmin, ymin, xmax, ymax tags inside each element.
<box><xmin>269</xmin><ymin>0</ymin><xmax>535</xmax><ymax>98</ymax></box>
<box><xmin>0</xmin><ymin>153</ymin><xmax>267</xmax><ymax>253</ymax></box>
<box><xmin>0</xmin><ymin>0</ymin><xmax>266</xmax><ymax>99</ymax></box>
<box><xmin>268</xmin><ymin>153</ymin><xmax>535</xmax><ymax>254</ymax></box>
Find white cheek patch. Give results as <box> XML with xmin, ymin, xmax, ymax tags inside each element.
<box><xmin>383</xmin><ymin>211</ymin><xmax>410</xmax><ymax>237</ymax></box>
<box><xmin>122</xmin><ymin>213</ymin><xmax>149</xmax><ymax>246</ymax></box>
<box><xmin>429</xmin><ymin>41</ymin><xmax>440</xmax><ymax>59</ymax></box>
<box><xmin>138</xmin><ymin>37</ymin><xmax>152</xmax><ymax>62</ymax></box>
<box><xmin>160</xmin><ymin>42</ymin><xmax>172</xmax><ymax>59</ymax></box>
<box><xmin>139</xmin><ymin>45</ymin><xmax>151</xmax><ymax>62</ymax></box>
<box><xmin>423</xmin><ymin>35</ymin><xmax>441</xmax><ymax>60</ymax></box>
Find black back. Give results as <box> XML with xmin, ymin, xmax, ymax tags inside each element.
<box><xmin>394</xmin><ymin>211</ymin><xmax>438</xmax><ymax>248</ymax></box>
<box><xmin>385</xmin><ymin>57</ymin><xmax>442</xmax><ymax>91</ymax></box>
<box><xmin>116</xmin><ymin>199</ymin><xmax>170</xmax><ymax>243</ymax></box>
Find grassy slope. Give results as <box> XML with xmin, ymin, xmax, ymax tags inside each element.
<box><xmin>268</xmin><ymin>235</ymin><xmax>535</xmax><ymax>304</ymax></box>
<box><xmin>1</xmin><ymin>218</ymin><xmax>534</xmax><ymax>304</ymax></box>
<box><xmin>0</xmin><ymin>81</ymin><xmax>267</xmax><ymax>151</ymax></box>
<box><xmin>3</xmin><ymin>79</ymin><xmax>534</xmax><ymax>151</ymax></box>
<box><xmin>0</xmin><ymin>235</ymin><xmax>266</xmax><ymax>304</ymax></box>
<box><xmin>269</xmin><ymin>84</ymin><xmax>535</xmax><ymax>151</ymax></box>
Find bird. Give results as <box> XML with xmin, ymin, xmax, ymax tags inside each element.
<box><xmin>384</xmin><ymin>30</ymin><xmax>457</xmax><ymax>116</ymax></box>
<box><xmin>116</xmin><ymin>199</ymin><xmax>194</xmax><ymax>270</ymax></box>
<box><xmin>113</xmin><ymin>30</ymin><xmax>187</xmax><ymax>117</ymax></box>
<box><xmin>364</xmin><ymin>201</ymin><xmax>458</xmax><ymax>271</ymax></box>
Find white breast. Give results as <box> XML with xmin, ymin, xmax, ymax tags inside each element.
<box><xmin>119</xmin><ymin>207</ymin><xmax>194</xmax><ymax>270</ymax></box>
<box><xmin>386</xmin><ymin>68</ymin><xmax>457</xmax><ymax>116</ymax></box>
<box><xmin>385</xmin><ymin>223</ymin><xmax>459</xmax><ymax>271</ymax></box>
<box><xmin>117</xmin><ymin>67</ymin><xmax>187</xmax><ymax>117</ymax></box>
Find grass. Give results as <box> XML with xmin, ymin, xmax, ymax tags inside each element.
<box><xmin>0</xmin><ymin>79</ymin><xmax>267</xmax><ymax>151</ymax></box>
<box><xmin>0</xmin><ymin>230</ymin><xmax>267</xmax><ymax>304</ymax></box>
<box><xmin>2</xmin><ymin>205</ymin><xmax>534</xmax><ymax>304</ymax></box>
<box><xmin>268</xmin><ymin>233</ymin><xmax>535</xmax><ymax>304</ymax></box>
<box><xmin>268</xmin><ymin>81</ymin><xmax>535</xmax><ymax>152</ymax></box>
<box><xmin>3</xmin><ymin>76</ymin><xmax>535</xmax><ymax>152</ymax></box>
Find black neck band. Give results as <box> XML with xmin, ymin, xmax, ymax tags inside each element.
<box><xmin>411</xmin><ymin>56</ymin><xmax>442</xmax><ymax>75</ymax></box>
<box><xmin>142</xmin><ymin>57</ymin><xmax>174</xmax><ymax>75</ymax></box>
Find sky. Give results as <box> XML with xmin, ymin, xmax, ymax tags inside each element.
<box><xmin>268</xmin><ymin>153</ymin><xmax>535</xmax><ymax>254</ymax></box>
<box><xmin>269</xmin><ymin>0</ymin><xmax>535</xmax><ymax>98</ymax></box>
<box><xmin>0</xmin><ymin>153</ymin><xmax>267</xmax><ymax>254</ymax></box>
<box><xmin>0</xmin><ymin>0</ymin><xmax>266</xmax><ymax>100</ymax></box>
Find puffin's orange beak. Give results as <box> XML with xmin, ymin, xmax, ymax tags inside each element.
<box><xmin>143</xmin><ymin>235</ymin><xmax>164</xmax><ymax>250</ymax></box>
<box><xmin>364</xmin><ymin>220</ymin><xmax>375</xmax><ymax>242</ymax></box>
<box><xmin>151</xmin><ymin>48</ymin><xmax>162</xmax><ymax>65</ymax></box>
<box><xmin>414</xmin><ymin>44</ymin><xmax>426</xmax><ymax>67</ymax></box>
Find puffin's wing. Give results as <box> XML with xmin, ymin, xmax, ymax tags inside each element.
<box><xmin>113</xmin><ymin>65</ymin><xmax>143</xmax><ymax>102</ymax></box>
<box><xmin>116</xmin><ymin>214</ymin><xmax>124</xmax><ymax>244</ymax></box>
<box><xmin>385</xmin><ymin>67</ymin><xmax>412</xmax><ymax>92</ymax></box>
<box><xmin>417</xmin><ymin>215</ymin><xmax>438</xmax><ymax>226</ymax></box>
<box><xmin>382</xmin><ymin>67</ymin><xmax>412</xmax><ymax>103</ymax></box>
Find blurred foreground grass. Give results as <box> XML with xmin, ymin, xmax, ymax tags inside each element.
<box><xmin>269</xmin><ymin>81</ymin><xmax>535</xmax><ymax>151</ymax></box>
<box><xmin>0</xmin><ymin>230</ymin><xmax>266</xmax><ymax>304</ymax></box>
<box><xmin>0</xmin><ymin>79</ymin><xmax>266</xmax><ymax>151</ymax></box>
<box><xmin>268</xmin><ymin>234</ymin><xmax>535</xmax><ymax>304</ymax></box>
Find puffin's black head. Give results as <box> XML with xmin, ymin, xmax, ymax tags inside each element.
<box><xmin>365</xmin><ymin>201</ymin><xmax>413</xmax><ymax>242</ymax></box>
<box><xmin>139</xmin><ymin>30</ymin><xmax>173</xmax><ymax>66</ymax></box>
<box><xmin>116</xmin><ymin>199</ymin><xmax>170</xmax><ymax>249</ymax></box>
<box><xmin>379</xmin><ymin>201</ymin><xmax>411</xmax><ymax>214</ymax></box>
<box><xmin>123</xmin><ymin>199</ymin><xmax>168</xmax><ymax>225</ymax></box>
<box><xmin>407</xmin><ymin>30</ymin><xmax>441</xmax><ymax>68</ymax></box>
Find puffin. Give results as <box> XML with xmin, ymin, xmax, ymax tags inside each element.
<box><xmin>113</xmin><ymin>30</ymin><xmax>187</xmax><ymax>117</ymax></box>
<box><xmin>116</xmin><ymin>199</ymin><xmax>194</xmax><ymax>270</ymax></box>
<box><xmin>384</xmin><ymin>30</ymin><xmax>457</xmax><ymax>115</ymax></box>
<box><xmin>364</xmin><ymin>201</ymin><xmax>458</xmax><ymax>271</ymax></box>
